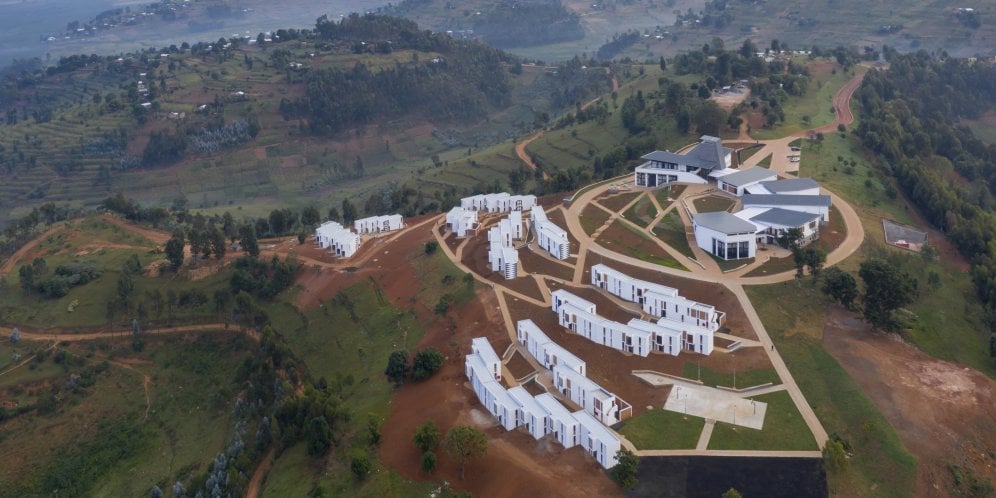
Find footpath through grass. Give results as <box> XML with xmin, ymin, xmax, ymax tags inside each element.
<box><xmin>746</xmin><ymin>283</ymin><xmax>916</xmax><ymax>497</ymax></box>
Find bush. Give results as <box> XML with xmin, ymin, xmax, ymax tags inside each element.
<box><xmin>412</xmin><ymin>348</ymin><xmax>444</xmax><ymax>381</ymax></box>
<box><xmin>424</xmin><ymin>241</ymin><xmax>438</xmax><ymax>254</ymax></box>
<box><xmin>384</xmin><ymin>350</ymin><xmax>410</xmax><ymax>385</ymax></box>
<box><xmin>609</xmin><ymin>449</ymin><xmax>639</xmax><ymax>490</ymax></box>
<box><xmin>350</xmin><ymin>450</ymin><xmax>372</xmax><ymax>481</ymax></box>
<box><xmin>421</xmin><ymin>450</ymin><xmax>437</xmax><ymax>474</ymax></box>
<box><xmin>413</xmin><ymin>420</ymin><xmax>441</xmax><ymax>453</ymax></box>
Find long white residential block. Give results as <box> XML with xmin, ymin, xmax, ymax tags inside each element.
<box><xmin>535</xmin><ymin>393</ymin><xmax>580</xmax><ymax>448</ymax></box>
<box><xmin>461</xmin><ymin>192</ymin><xmax>537</xmax><ymax>212</ymax></box>
<box><xmin>465</xmin><ymin>353</ymin><xmax>518</xmax><ymax>430</ymax></box>
<box><xmin>507</xmin><ymin>386</ymin><xmax>547</xmax><ymax>440</ymax></box>
<box><xmin>553</xmin><ymin>364</ymin><xmax>630</xmax><ymax>426</ymax></box>
<box><xmin>590</xmin><ymin>264</ymin><xmax>724</xmax><ymax>355</ymax></box>
<box><xmin>315</xmin><ymin>221</ymin><xmax>361</xmax><ymax>257</ymax></box>
<box><xmin>516</xmin><ymin>319</ymin><xmax>586</xmax><ymax>375</ymax></box>
<box><xmin>575</xmin><ymin>409</ymin><xmax>621</xmax><ymax>468</ymax></box>
<box><xmin>354</xmin><ymin>214</ymin><xmax>403</xmax><ymax>234</ymax></box>
<box><xmin>532</xmin><ymin>208</ymin><xmax>570</xmax><ymax>260</ymax></box>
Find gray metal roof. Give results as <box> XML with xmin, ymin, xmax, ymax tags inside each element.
<box><xmin>694</xmin><ymin>211</ymin><xmax>758</xmax><ymax>235</ymax></box>
<box><xmin>759</xmin><ymin>178</ymin><xmax>820</xmax><ymax>193</ymax></box>
<box><xmin>750</xmin><ymin>208</ymin><xmax>821</xmax><ymax>227</ymax></box>
<box><xmin>640</xmin><ymin>137</ymin><xmax>732</xmax><ymax>171</ymax></box>
<box><xmin>717</xmin><ymin>166</ymin><xmax>777</xmax><ymax>187</ymax></box>
<box><xmin>742</xmin><ymin>194</ymin><xmax>832</xmax><ymax>207</ymax></box>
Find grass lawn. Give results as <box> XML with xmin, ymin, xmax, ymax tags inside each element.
<box><xmin>746</xmin><ymin>283</ymin><xmax>916</xmax><ymax>497</ymax></box>
<box><xmin>598</xmin><ymin>191</ymin><xmax>641</xmax><ymax>212</ymax></box>
<box><xmin>682</xmin><ymin>363</ymin><xmax>781</xmax><ymax>389</ymax></box>
<box><xmin>652</xmin><ymin>211</ymin><xmax>695</xmax><ymax>259</ymax></box>
<box><xmin>599</xmin><ymin>220</ymin><xmax>687</xmax><ymax>271</ymax></box>
<box><xmin>708</xmin><ymin>253</ymin><xmax>754</xmax><ymax>272</ymax></box>
<box><xmin>692</xmin><ymin>195</ymin><xmax>736</xmax><ymax>213</ymax></box>
<box><xmin>617</xmin><ymin>408</ymin><xmax>704</xmax><ymax>450</ymax></box>
<box><xmin>756</xmin><ymin>153</ymin><xmax>773</xmax><ymax>167</ymax></box>
<box><xmin>744</xmin><ymin>253</ymin><xmax>797</xmax><ymax>277</ymax></box>
<box><xmin>579</xmin><ymin>204</ymin><xmax>612</xmax><ymax>236</ymax></box>
<box><xmin>622</xmin><ymin>194</ymin><xmax>658</xmax><ymax>228</ymax></box>
<box><xmin>736</xmin><ymin>144</ymin><xmax>765</xmax><ymax>165</ymax></box>
<box><xmin>653</xmin><ymin>184</ymin><xmax>686</xmax><ymax>209</ymax></box>
<box><xmin>707</xmin><ymin>390</ymin><xmax>817</xmax><ymax>451</ymax></box>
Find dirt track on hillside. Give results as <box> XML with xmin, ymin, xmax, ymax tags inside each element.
<box><xmin>822</xmin><ymin>307</ymin><xmax>996</xmax><ymax>496</ymax></box>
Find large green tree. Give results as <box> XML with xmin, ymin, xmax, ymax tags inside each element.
<box><xmin>164</xmin><ymin>232</ymin><xmax>185</xmax><ymax>271</ymax></box>
<box><xmin>859</xmin><ymin>259</ymin><xmax>917</xmax><ymax>330</ymax></box>
<box><xmin>442</xmin><ymin>425</ymin><xmax>488</xmax><ymax>480</ymax></box>
<box><xmin>822</xmin><ymin>267</ymin><xmax>858</xmax><ymax>309</ymax></box>
<box><xmin>609</xmin><ymin>449</ymin><xmax>639</xmax><ymax>490</ymax></box>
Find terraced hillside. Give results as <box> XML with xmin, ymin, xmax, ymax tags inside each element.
<box><xmin>0</xmin><ymin>15</ymin><xmax>612</xmax><ymax>225</ymax></box>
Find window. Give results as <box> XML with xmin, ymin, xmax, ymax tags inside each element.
<box><xmin>739</xmin><ymin>240</ymin><xmax>750</xmax><ymax>257</ymax></box>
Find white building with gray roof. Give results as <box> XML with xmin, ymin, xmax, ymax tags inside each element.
<box><xmin>692</xmin><ymin>211</ymin><xmax>758</xmax><ymax>260</ymax></box>
<box><xmin>634</xmin><ymin>135</ymin><xmax>732</xmax><ymax>187</ymax></box>
<box><xmin>716</xmin><ymin>166</ymin><xmax>779</xmax><ymax>196</ymax></box>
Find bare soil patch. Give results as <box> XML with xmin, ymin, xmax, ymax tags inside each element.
<box><xmin>518</xmin><ymin>248</ymin><xmax>574</xmax><ymax>282</ymax></box>
<box><xmin>461</xmin><ymin>233</ymin><xmax>544</xmax><ymax>302</ymax></box>
<box><xmin>379</xmin><ymin>287</ymin><xmax>620</xmax><ymax>497</ymax></box>
<box><xmin>505</xmin><ymin>351</ymin><xmax>535</xmax><ymax>381</ymax></box>
<box><xmin>821</xmin><ymin>306</ymin><xmax>996</xmax><ymax>496</ymax></box>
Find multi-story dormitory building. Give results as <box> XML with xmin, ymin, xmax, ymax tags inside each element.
<box><xmin>314</xmin><ymin>221</ymin><xmax>361</xmax><ymax>257</ymax></box>
<box><xmin>487</xmin><ymin>212</ymin><xmax>523</xmax><ymax>280</ymax></box>
<box><xmin>464</xmin><ymin>336</ymin><xmax>623</xmax><ymax>468</ymax></box>
<box><xmin>553</xmin><ymin>265</ymin><xmax>725</xmax><ymax>356</ymax></box>
<box><xmin>315</xmin><ymin>214</ymin><xmax>403</xmax><ymax>258</ymax></box>
<box><xmin>532</xmin><ymin>208</ymin><xmax>570</xmax><ymax>260</ymax></box>
<box><xmin>460</xmin><ymin>192</ymin><xmax>537</xmax><ymax>212</ymax></box>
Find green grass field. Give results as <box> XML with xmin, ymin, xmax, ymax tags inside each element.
<box><xmin>652</xmin><ymin>211</ymin><xmax>695</xmax><ymax>260</ymax></box>
<box><xmin>622</xmin><ymin>194</ymin><xmax>658</xmax><ymax>228</ymax></box>
<box><xmin>599</xmin><ymin>219</ymin><xmax>687</xmax><ymax>271</ymax></box>
<box><xmin>579</xmin><ymin>204</ymin><xmax>612</xmax><ymax>236</ymax></box>
<box><xmin>617</xmin><ymin>408</ymin><xmax>704</xmax><ymax>450</ymax></box>
<box><xmin>692</xmin><ymin>195</ymin><xmax>736</xmax><ymax>213</ymax></box>
<box><xmin>746</xmin><ymin>283</ymin><xmax>916</xmax><ymax>497</ymax></box>
<box><xmin>707</xmin><ymin>390</ymin><xmax>817</xmax><ymax>451</ymax></box>
<box><xmin>653</xmin><ymin>184</ymin><xmax>685</xmax><ymax>209</ymax></box>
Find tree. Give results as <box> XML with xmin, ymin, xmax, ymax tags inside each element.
<box><xmin>822</xmin><ymin>267</ymin><xmax>858</xmax><ymax>308</ymax></box>
<box><xmin>305</xmin><ymin>416</ymin><xmax>332</xmax><ymax>456</ymax></box>
<box><xmin>859</xmin><ymin>259</ymin><xmax>917</xmax><ymax>331</ymax></box>
<box><xmin>18</xmin><ymin>264</ymin><xmax>34</xmax><ymax>293</ymax></box>
<box><xmin>442</xmin><ymin>425</ymin><xmax>488</xmax><ymax>480</ymax></box>
<box><xmin>385</xmin><ymin>350</ymin><xmax>410</xmax><ymax>385</ymax></box>
<box><xmin>609</xmin><ymin>449</ymin><xmax>639</xmax><ymax>490</ymax></box>
<box><xmin>421</xmin><ymin>450</ymin><xmax>437</xmax><ymax>474</ymax></box>
<box><xmin>210</xmin><ymin>227</ymin><xmax>227</xmax><ymax>260</ymax></box>
<box><xmin>823</xmin><ymin>439</ymin><xmax>847</xmax><ymax>473</ymax></box>
<box><xmin>801</xmin><ymin>247</ymin><xmax>826</xmax><ymax>279</ymax></box>
<box><xmin>165</xmin><ymin>233</ymin><xmax>185</xmax><ymax>270</ymax></box>
<box><xmin>776</xmin><ymin>228</ymin><xmax>804</xmax><ymax>250</ymax></box>
<box><xmin>172</xmin><ymin>481</ymin><xmax>185</xmax><ymax>498</ymax></box>
<box><xmin>350</xmin><ymin>450</ymin><xmax>372</xmax><ymax>481</ymax></box>
<box><xmin>341</xmin><ymin>199</ymin><xmax>358</xmax><ymax>225</ymax></box>
<box><xmin>722</xmin><ymin>488</ymin><xmax>742</xmax><ymax>498</ymax></box>
<box><xmin>9</xmin><ymin>327</ymin><xmax>20</xmax><ymax>344</ymax></box>
<box><xmin>239</xmin><ymin>224</ymin><xmax>260</xmax><ymax>258</ymax></box>
<box><xmin>150</xmin><ymin>485</ymin><xmax>163</xmax><ymax>498</ymax></box>
<box><xmin>413</xmin><ymin>420</ymin><xmax>441</xmax><ymax>453</ymax></box>
<box><xmin>301</xmin><ymin>205</ymin><xmax>321</xmax><ymax>227</ymax></box>
<box><xmin>412</xmin><ymin>348</ymin><xmax>444</xmax><ymax>380</ymax></box>
<box><xmin>424</xmin><ymin>241</ymin><xmax>439</xmax><ymax>255</ymax></box>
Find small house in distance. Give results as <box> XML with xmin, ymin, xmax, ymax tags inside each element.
<box><xmin>315</xmin><ymin>221</ymin><xmax>360</xmax><ymax>257</ymax></box>
<box><xmin>634</xmin><ymin>135</ymin><xmax>732</xmax><ymax>187</ymax></box>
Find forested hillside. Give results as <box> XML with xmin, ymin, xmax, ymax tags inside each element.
<box><xmin>854</xmin><ymin>51</ymin><xmax>996</xmax><ymax>333</ymax></box>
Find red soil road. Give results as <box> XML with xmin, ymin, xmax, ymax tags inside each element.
<box><xmin>821</xmin><ymin>307</ymin><xmax>996</xmax><ymax>497</ymax></box>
